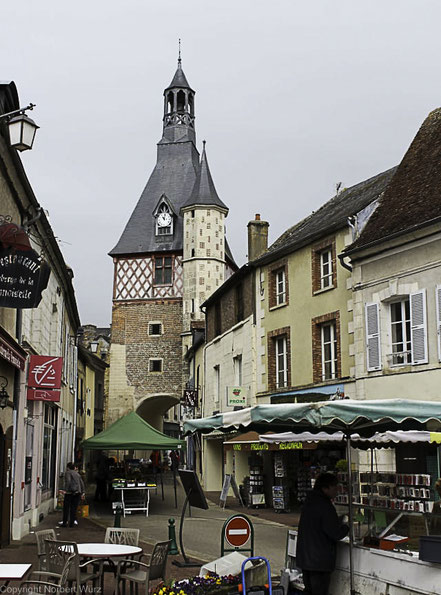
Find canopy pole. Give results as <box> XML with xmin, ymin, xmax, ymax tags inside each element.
<box><xmin>345</xmin><ymin>433</ymin><xmax>356</xmax><ymax>595</ymax></box>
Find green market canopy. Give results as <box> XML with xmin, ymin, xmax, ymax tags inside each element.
<box><xmin>184</xmin><ymin>399</ymin><xmax>441</xmax><ymax>595</ymax></box>
<box><xmin>82</xmin><ymin>411</ymin><xmax>185</xmax><ymax>451</ymax></box>
<box><xmin>183</xmin><ymin>399</ymin><xmax>441</xmax><ymax>437</ymax></box>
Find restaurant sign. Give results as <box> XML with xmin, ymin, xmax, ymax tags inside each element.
<box><xmin>0</xmin><ymin>248</ymin><xmax>50</xmax><ymax>309</ymax></box>
<box><xmin>226</xmin><ymin>386</ymin><xmax>247</xmax><ymax>407</ymax></box>
<box><xmin>27</xmin><ymin>355</ymin><xmax>63</xmax><ymax>402</ymax></box>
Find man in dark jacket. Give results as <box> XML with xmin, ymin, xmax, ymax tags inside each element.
<box><xmin>59</xmin><ymin>462</ymin><xmax>85</xmax><ymax>527</ymax></box>
<box><xmin>296</xmin><ymin>472</ymin><xmax>349</xmax><ymax>595</ymax></box>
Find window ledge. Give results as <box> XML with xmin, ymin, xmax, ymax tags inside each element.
<box><xmin>313</xmin><ymin>285</ymin><xmax>335</xmax><ymax>296</ymax></box>
<box><xmin>269</xmin><ymin>302</ymin><xmax>288</xmax><ymax>312</ymax></box>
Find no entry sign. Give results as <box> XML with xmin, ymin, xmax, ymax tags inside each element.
<box><xmin>225</xmin><ymin>515</ymin><xmax>251</xmax><ymax>548</ymax></box>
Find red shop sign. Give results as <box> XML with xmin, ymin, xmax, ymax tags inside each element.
<box><xmin>27</xmin><ymin>388</ymin><xmax>60</xmax><ymax>402</ymax></box>
<box><xmin>28</xmin><ymin>355</ymin><xmax>63</xmax><ymax>389</ymax></box>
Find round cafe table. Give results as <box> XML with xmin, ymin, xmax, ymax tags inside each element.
<box><xmin>77</xmin><ymin>543</ymin><xmax>142</xmax><ymax>591</ymax></box>
<box><xmin>77</xmin><ymin>543</ymin><xmax>142</xmax><ymax>558</ymax></box>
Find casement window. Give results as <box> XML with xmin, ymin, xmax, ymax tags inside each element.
<box><xmin>233</xmin><ymin>355</ymin><xmax>243</xmax><ymax>386</ymax></box>
<box><xmin>321</xmin><ymin>322</ymin><xmax>337</xmax><ymax>380</ymax></box>
<box><xmin>390</xmin><ymin>292</ymin><xmax>428</xmax><ymax>366</ymax></box>
<box><xmin>312</xmin><ymin>312</ymin><xmax>340</xmax><ymax>382</ymax></box>
<box><xmin>269</xmin><ymin>262</ymin><xmax>289</xmax><ymax>309</ymax></box>
<box><xmin>366</xmin><ymin>289</ymin><xmax>428</xmax><ymax>371</ymax></box>
<box><xmin>312</xmin><ymin>240</ymin><xmax>336</xmax><ymax>293</ymax></box>
<box><xmin>154</xmin><ymin>256</ymin><xmax>172</xmax><ymax>285</ymax></box>
<box><xmin>275</xmin><ymin>336</ymin><xmax>288</xmax><ymax>388</ymax></box>
<box><xmin>149</xmin><ymin>359</ymin><xmax>163</xmax><ymax>373</ymax></box>
<box><xmin>390</xmin><ymin>299</ymin><xmax>411</xmax><ymax>365</ymax></box>
<box><xmin>148</xmin><ymin>322</ymin><xmax>163</xmax><ymax>336</ymax></box>
<box><xmin>320</xmin><ymin>249</ymin><xmax>333</xmax><ymax>289</ymax></box>
<box><xmin>276</xmin><ymin>269</ymin><xmax>286</xmax><ymax>305</ymax></box>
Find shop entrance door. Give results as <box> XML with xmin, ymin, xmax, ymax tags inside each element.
<box><xmin>0</xmin><ymin>425</ymin><xmax>12</xmax><ymax>547</ymax></box>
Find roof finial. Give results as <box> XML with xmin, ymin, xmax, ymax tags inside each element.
<box><xmin>178</xmin><ymin>38</ymin><xmax>182</xmax><ymax>68</ymax></box>
<box><xmin>203</xmin><ymin>140</ymin><xmax>206</xmax><ymax>150</ymax></box>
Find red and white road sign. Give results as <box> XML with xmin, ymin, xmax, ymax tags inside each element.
<box><xmin>225</xmin><ymin>516</ymin><xmax>251</xmax><ymax>548</ymax></box>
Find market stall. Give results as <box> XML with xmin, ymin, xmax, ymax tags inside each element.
<box><xmin>82</xmin><ymin>411</ymin><xmax>185</xmax><ymax>514</ymax></box>
<box><xmin>184</xmin><ymin>399</ymin><xmax>441</xmax><ymax>595</ymax></box>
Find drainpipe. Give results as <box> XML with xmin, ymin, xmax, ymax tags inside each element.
<box><xmin>10</xmin><ymin>308</ymin><xmax>22</xmax><ymax>539</ymax></box>
<box><xmin>338</xmin><ymin>252</ymin><xmax>352</xmax><ymax>273</ymax></box>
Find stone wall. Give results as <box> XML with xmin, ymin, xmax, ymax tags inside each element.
<box><xmin>108</xmin><ymin>299</ymin><xmax>183</xmax><ymax>425</ymax></box>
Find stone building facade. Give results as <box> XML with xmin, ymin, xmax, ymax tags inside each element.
<box><xmin>0</xmin><ymin>81</ymin><xmax>80</xmax><ymax>543</ymax></box>
<box><xmin>107</xmin><ymin>60</ymin><xmax>236</xmax><ymax>431</ymax></box>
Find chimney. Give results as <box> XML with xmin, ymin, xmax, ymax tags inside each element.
<box><xmin>247</xmin><ymin>214</ymin><xmax>269</xmax><ymax>262</ymax></box>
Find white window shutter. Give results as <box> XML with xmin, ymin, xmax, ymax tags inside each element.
<box><xmin>437</xmin><ymin>286</ymin><xmax>441</xmax><ymax>362</ymax></box>
<box><xmin>365</xmin><ymin>303</ymin><xmax>381</xmax><ymax>371</ymax></box>
<box><xmin>410</xmin><ymin>289</ymin><xmax>428</xmax><ymax>364</ymax></box>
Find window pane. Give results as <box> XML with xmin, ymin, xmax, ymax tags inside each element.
<box><xmin>164</xmin><ymin>268</ymin><xmax>172</xmax><ymax>284</ymax></box>
<box><xmin>390</xmin><ymin>299</ymin><xmax>411</xmax><ymax>364</ymax></box>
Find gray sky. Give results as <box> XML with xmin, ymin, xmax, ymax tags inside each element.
<box><xmin>2</xmin><ymin>0</ymin><xmax>441</xmax><ymax>325</ymax></box>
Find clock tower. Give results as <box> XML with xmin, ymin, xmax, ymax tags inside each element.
<box><xmin>107</xmin><ymin>58</ymin><xmax>236</xmax><ymax>432</ymax></box>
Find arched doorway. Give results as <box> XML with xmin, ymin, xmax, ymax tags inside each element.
<box><xmin>136</xmin><ymin>395</ymin><xmax>179</xmax><ymax>434</ymax></box>
<box><xmin>0</xmin><ymin>424</ymin><xmax>12</xmax><ymax>547</ymax></box>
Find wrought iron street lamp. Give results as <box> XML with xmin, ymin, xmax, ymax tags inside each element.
<box><xmin>0</xmin><ymin>103</ymin><xmax>39</xmax><ymax>151</ymax></box>
<box><xmin>0</xmin><ymin>376</ymin><xmax>10</xmax><ymax>409</ymax></box>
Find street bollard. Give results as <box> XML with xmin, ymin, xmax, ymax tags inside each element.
<box><xmin>168</xmin><ymin>517</ymin><xmax>179</xmax><ymax>555</ymax></box>
<box><xmin>114</xmin><ymin>504</ymin><xmax>122</xmax><ymax>528</ymax></box>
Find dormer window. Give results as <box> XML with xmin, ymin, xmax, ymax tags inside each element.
<box><xmin>156</xmin><ymin>203</ymin><xmax>173</xmax><ymax>236</ymax></box>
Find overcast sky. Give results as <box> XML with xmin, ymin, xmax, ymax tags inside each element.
<box><xmin>2</xmin><ymin>1</ymin><xmax>441</xmax><ymax>325</ymax></box>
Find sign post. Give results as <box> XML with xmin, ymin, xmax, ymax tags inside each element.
<box><xmin>221</xmin><ymin>514</ymin><xmax>254</xmax><ymax>557</ymax></box>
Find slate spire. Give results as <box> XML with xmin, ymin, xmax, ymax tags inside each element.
<box><xmin>162</xmin><ymin>52</ymin><xmax>195</xmax><ymax>144</ymax></box>
<box><xmin>183</xmin><ymin>141</ymin><xmax>228</xmax><ymax>212</ymax></box>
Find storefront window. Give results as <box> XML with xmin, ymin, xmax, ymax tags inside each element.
<box><xmin>42</xmin><ymin>405</ymin><xmax>57</xmax><ymax>492</ymax></box>
<box><xmin>24</xmin><ymin>421</ymin><xmax>34</xmax><ymax>511</ymax></box>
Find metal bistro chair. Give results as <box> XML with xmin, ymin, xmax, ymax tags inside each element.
<box><xmin>105</xmin><ymin>527</ymin><xmax>140</xmax><ymax>546</ymax></box>
<box><xmin>101</xmin><ymin>527</ymin><xmax>142</xmax><ymax>579</ymax></box>
<box><xmin>45</xmin><ymin>539</ymin><xmax>103</xmax><ymax>594</ymax></box>
<box><xmin>20</xmin><ymin>552</ymin><xmax>75</xmax><ymax>594</ymax></box>
<box><xmin>35</xmin><ymin>529</ymin><xmax>56</xmax><ymax>571</ymax></box>
<box><xmin>116</xmin><ymin>539</ymin><xmax>171</xmax><ymax>595</ymax></box>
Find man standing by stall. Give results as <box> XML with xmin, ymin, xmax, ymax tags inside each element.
<box><xmin>296</xmin><ymin>472</ymin><xmax>349</xmax><ymax>595</ymax></box>
<box><xmin>58</xmin><ymin>462</ymin><xmax>85</xmax><ymax>528</ymax></box>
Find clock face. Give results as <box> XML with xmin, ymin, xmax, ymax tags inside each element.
<box><xmin>157</xmin><ymin>212</ymin><xmax>172</xmax><ymax>227</ymax></box>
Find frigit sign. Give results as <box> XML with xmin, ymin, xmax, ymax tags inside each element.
<box><xmin>225</xmin><ymin>441</ymin><xmax>317</xmax><ymax>451</ymax></box>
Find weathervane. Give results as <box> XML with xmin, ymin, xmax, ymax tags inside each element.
<box><xmin>178</xmin><ymin>38</ymin><xmax>182</xmax><ymax>67</ymax></box>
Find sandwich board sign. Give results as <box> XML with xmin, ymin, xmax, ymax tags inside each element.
<box><xmin>219</xmin><ymin>474</ymin><xmax>244</xmax><ymax>508</ymax></box>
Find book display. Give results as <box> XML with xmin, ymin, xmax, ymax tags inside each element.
<box><xmin>358</xmin><ymin>472</ymin><xmax>434</xmax><ymax>512</ymax></box>
<box><xmin>272</xmin><ymin>452</ymin><xmax>290</xmax><ymax>512</ymax></box>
